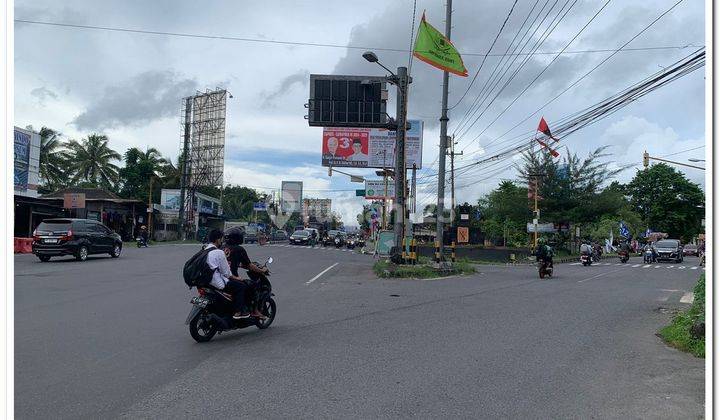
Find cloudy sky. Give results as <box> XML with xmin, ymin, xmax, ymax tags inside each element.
<box><xmin>14</xmin><ymin>0</ymin><xmax>706</xmax><ymax>225</ymax></box>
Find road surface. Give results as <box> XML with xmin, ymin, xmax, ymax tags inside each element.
<box><xmin>15</xmin><ymin>244</ymin><xmax>704</xmax><ymax>418</ymax></box>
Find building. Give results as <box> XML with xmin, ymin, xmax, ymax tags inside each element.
<box><xmin>38</xmin><ymin>188</ymin><xmax>145</xmax><ymax>240</ymax></box>
<box><xmin>302</xmin><ymin>198</ymin><xmax>332</xmax><ymax>225</ymax></box>
<box><xmin>155</xmin><ymin>189</ymin><xmax>224</xmax><ymax>241</ymax></box>
<box><xmin>14</xmin><ymin>127</ymin><xmax>41</xmax><ymax>197</ymax></box>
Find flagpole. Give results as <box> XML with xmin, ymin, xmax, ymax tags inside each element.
<box><xmin>435</xmin><ymin>0</ymin><xmax>452</xmax><ymax>265</ymax></box>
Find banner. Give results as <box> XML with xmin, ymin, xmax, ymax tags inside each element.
<box><xmin>161</xmin><ymin>189</ymin><xmax>181</xmax><ymax>210</ymax></box>
<box><xmin>365</xmin><ymin>179</ymin><xmax>395</xmax><ymax>199</ymax></box>
<box><xmin>281</xmin><ymin>181</ymin><xmax>303</xmax><ymax>213</ymax></box>
<box><xmin>14</xmin><ymin>129</ymin><xmax>31</xmax><ymax>190</ymax></box>
<box><xmin>322</xmin><ymin>120</ymin><xmax>423</xmax><ymax>169</ymax></box>
<box><xmin>64</xmin><ymin>193</ymin><xmax>86</xmax><ymax>209</ymax></box>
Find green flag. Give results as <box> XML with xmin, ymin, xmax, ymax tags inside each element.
<box><xmin>413</xmin><ymin>12</ymin><xmax>468</xmax><ymax>77</ymax></box>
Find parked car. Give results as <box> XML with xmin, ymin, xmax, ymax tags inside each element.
<box><xmin>682</xmin><ymin>244</ymin><xmax>699</xmax><ymax>257</ymax></box>
<box><xmin>289</xmin><ymin>230</ymin><xmax>311</xmax><ymax>245</ymax></box>
<box><xmin>654</xmin><ymin>239</ymin><xmax>684</xmax><ymax>263</ymax></box>
<box><xmin>243</xmin><ymin>227</ymin><xmax>259</xmax><ymax>243</ymax></box>
<box><xmin>271</xmin><ymin>230</ymin><xmax>288</xmax><ymax>241</ymax></box>
<box><xmin>32</xmin><ymin>218</ymin><xmax>123</xmax><ymax>262</ymax></box>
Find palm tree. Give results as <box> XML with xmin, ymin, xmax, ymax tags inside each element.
<box><xmin>38</xmin><ymin>127</ymin><xmax>68</xmax><ymax>190</ymax></box>
<box><xmin>65</xmin><ymin>133</ymin><xmax>121</xmax><ymax>189</ymax></box>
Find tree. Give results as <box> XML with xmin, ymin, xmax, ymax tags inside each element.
<box><xmin>222</xmin><ymin>185</ymin><xmax>260</xmax><ymax>221</ymax></box>
<box><xmin>118</xmin><ymin>147</ymin><xmax>167</xmax><ymax>203</ymax></box>
<box><xmin>477</xmin><ymin>181</ymin><xmax>531</xmax><ymax>247</ymax></box>
<box><xmin>65</xmin><ymin>133</ymin><xmax>121</xmax><ymax>189</ymax></box>
<box><xmin>625</xmin><ymin>163</ymin><xmax>704</xmax><ymax>241</ymax></box>
<box><xmin>37</xmin><ymin>127</ymin><xmax>68</xmax><ymax>192</ymax></box>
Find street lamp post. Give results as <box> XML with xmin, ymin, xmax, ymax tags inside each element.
<box><xmin>363</xmin><ymin>51</ymin><xmax>410</xmax><ymax>258</ymax></box>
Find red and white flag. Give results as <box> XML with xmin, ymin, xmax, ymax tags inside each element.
<box><xmin>535</xmin><ymin>116</ymin><xmax>559</xmax><ymax>157</ymax></box>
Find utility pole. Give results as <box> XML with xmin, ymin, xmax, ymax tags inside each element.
<box><xmin>148</xmin><ymin>176</ymin><xmax>154</xmax><ymax>234</ymax></box>
<box><xmin>449</xmin><ymin>136</ymin><xmax>462</xmax><ymax>226</ymax></box>
<box><xmin>411</xmin><ymin>163</ymin><xmax>417</xmax><ymax>215</ymax></box>
<box><xmin>179</xmin><ymin>96</ymin><xmax>192</xmax><ymax>241</ymax></box>
<box><xmin>393</xmin><ymin>66</ymin><xmax>409</xmax><ymax>254</ymax></box>
<box><xmin>435</xmin><ymin>0</ymin><xmax>453</xmax><ymax>261</ymax></box>
<box><xmin>383</xmin><ymin>150</ymin><xmax>388</xmax><ymax>230</ymax></box>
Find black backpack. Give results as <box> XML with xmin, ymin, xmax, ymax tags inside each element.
<box><xmin>183</xmin><ymin>248</ymin><xmax>216</xmax><ymax>288</ymax></box>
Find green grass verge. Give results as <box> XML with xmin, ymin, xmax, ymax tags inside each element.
<box><xmin>659</xmin><ymin>274</ymin><xmax>705</xmax><ymax>357</ymax></box>
<box><xmin>373</xmin><ymin>259</ymin><xmax>476</xmax><ymax>279</ymax></box>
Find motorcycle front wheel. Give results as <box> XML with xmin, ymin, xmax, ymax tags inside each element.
<box><xmin>255</xmin><ymin>297</ymin><xmax>277</xmax><ymax>330</ymax></box>
<box><xmin>189</xmin><ymin>313</ymin><xmax>217</xmax><ymax>342</ymax></box>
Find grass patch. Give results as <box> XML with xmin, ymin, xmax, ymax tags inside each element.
<box><xmin>373</xmin><ymin>259</ymin><xmax>476</xmax><ymax>279</ymax></box>
<box><xmin>659</xmin><ymin>274</ymin><xmax>705</xmax><ymax>357</ymax></box>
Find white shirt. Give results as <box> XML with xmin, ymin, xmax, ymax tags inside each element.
<box><xmin>347</xmin><ymin>152</ymin><xmax>368</xmax><ymax>162</ymax></box>
<box><xmin>205</xmin><ymin>244</ymin><xmax>231</xmax><ymax>289</ymax></box>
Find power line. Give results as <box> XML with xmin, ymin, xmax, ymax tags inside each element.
<box><xmin>660</xmin><ymin>145</ymin><xmax>705</xmax><ymax>158</ymax></box>
<box><xmin>14</xmin><ymin>19</ymin><xmax>702</xmax><ymax>57</ymax></box>
<box><xmin>475</xmin><ymin>0</ymin><xmax>689</xmax><ymax>150</ymax></box>
<box><xmin>448</xmin><ymin>0</ymin><xmax>519</xmax><ymax>110</ymax></box>
<box><xmin>456</xmin><ymin>0</ymin><xmax>611</xmax><ymax>149</ymax></box>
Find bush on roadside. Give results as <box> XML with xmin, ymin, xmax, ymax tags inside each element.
<box><xmin>373</xmin><ymin>259</ymin><xmax>475</xmax><ymax>279</ymax></box>
<box><xmin>659</xmin><ymin>274</ymin><xmax>705</xmax><ymax>357</ymax></box>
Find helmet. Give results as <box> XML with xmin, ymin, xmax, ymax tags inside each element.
<box><xmin>537</xmin><ymin>237</ymin><xmax>547</xmax><ymax>246</ymax></box>
<box><xmin>224</xmin><ymin>227</ymin><xmax>244</xmax><ymax>245</ymax></box>
<box><xmin>140</xmin><ymin>225</ymin><xmax>147</xmax><ymax>230</ymax></box>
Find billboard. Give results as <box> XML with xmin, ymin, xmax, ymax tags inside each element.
<box><xmin>14</xmin><ymin>129</ymin><xmax>30</xmax><ymax>190</ymax></box>
<box><xmin>63</xmin><ymin>193</ymin><xmax>86</xmax><ymax>209</ymax></box>
<box><xmin>308</xmin><ymin>75</ymin><xmax>388</xmax><ymax>128</ymax></box>
<box><xmin>321</xmin><ymin>120</ymin><xmax>423</xmax><ymax>169</ymax></box>
<box><xmin>365</xmin><ymin>179</ymin><xmax>395</xmax><ymax>199</ymax></box>
<box><xmin>281</xmin><ymin>181</ymin><xmax>303</xmax><ymax>213</ymax></box>
<box><xmin>161</xmin><ymin>189</ymin><xmax>181</xmax><ymax>210</ymax></box>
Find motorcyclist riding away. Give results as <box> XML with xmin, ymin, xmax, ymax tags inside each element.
<box><xmin>535</xmin><ymin>238</ymin><xmax>554</xmax><ymax>267</ymax></box>
<box><xmin>223</xmin><ymin>227</ymin><xmax>269</xmax><ymax>319</ymax></box>
<box><xmin>139</xmin><ymin>225</ymin><xmax>149</xmax><ymax>245</ymax></box>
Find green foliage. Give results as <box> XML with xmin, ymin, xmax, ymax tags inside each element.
<box><xmin>222</xmin><ymin>185</ymin><xmax>262</xmax><ymax>221</ymax></box>
<box><xmin>659</xmin><ymin>274</ymin><xmax>705</xmax><ymax>357</ymax></box>
<box><xmin>64</xmin><ymin>133</ymin><xmax>121</xmax><ymax>190</ymax></box>
<box><xmin>38</xmin><ymin>127</ymin><xmax>68</xmax><ymax>190</ymax></box>
<box><xmin>626</xmin><ymin>163</ymin><xmax>704</xmax><ymax>241</ymax></box>
<box><xmin>477</xmin><ymin>181</ymin><xmax>531</xmax><ymax>247</ymax></box>
<box><xmin>118</xmin><ymin>147</ymin><xmax>167</xmax><ymax>203</ymax></box>
<box><xmin>373</xmin><ymin>260</ymin><xmax>475</xmax><ymax>279</ymax></box>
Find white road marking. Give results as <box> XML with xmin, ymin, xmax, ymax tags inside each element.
<box><xmin>654</xmin><ymin>265</ymin><xmax>661</xmax><ymax>269</ymax></box>
<box><xmin>306</xmin><ymin>262</ymin><xmax>339</xmax><ymax>285</ymax></box>
<box><xmin>570</xmin><ymin>262</ymin><xmax>581</xmax><ymax>266</ymax></box>
<box><xmin>691</xmin><ymin>266</ymin><xmax>699</xmax><ymax>270</ymax></box>
<box><xmin>680</xmin><ymin>292</ymin><xmax>694</xmax><ymax>304</ymax></box>
<box><xmin>667</xmin><ymin>265</ymin><xmax>675</xmax><ymax>269</ymax></box>
<box><xmin>615</xmin><ymin>263</ymin><xmax>622</xmax><ymax>266</ymax></box>
<box><xmin>678</xmin><ymin>266</ymin><xmax>686</xmax><ymax>270</ymax></box>
<box><xmin>643</xmin><ymin>265</ymin><xmax>651</xmax><ymax>268</ymax></box>
<box><xmin>631</xmin><ymin>264</ymin><xmax>641</xmax><ymax>268</ymax></box>
<box><xmin>578</xmin><ymin>267</ymin><xmax>626</xmax><ymax>283</ymax></box>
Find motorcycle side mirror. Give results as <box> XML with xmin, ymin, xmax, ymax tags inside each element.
<box><xmin>267</xmin><ymin>257</ymin><xmax>273</xmax><ymax>265</ymax></box>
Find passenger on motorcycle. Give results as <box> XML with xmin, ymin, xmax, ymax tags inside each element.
<box><xmin>580</xmin><ymin>242</ymin><xmax>593</xmax><ymax>256</ymax></box>
<box><xmin>223</xmin><ymin>227</ymin><xmax>269</xmax><ymax>319</ymax></box>
<box><xmin>139</xmin><ymin>225</ymin><xmax>149</xmax><ymax>245</ymax></box>
<box><xmin>205</xmin><ymin>229</ymin><xmax>252</xmax><ymax>320</ymax></box>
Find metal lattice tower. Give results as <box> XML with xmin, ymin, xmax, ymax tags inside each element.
<box><xmin>179</xmin><ymin>88</ymin><xmax>227</xmax><ymax>238</ymax></box>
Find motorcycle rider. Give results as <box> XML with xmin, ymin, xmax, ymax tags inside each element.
<box><xmin>535</xmin><ymin>238</ymin><xmax>554</xmax><ymax>268</ymax></box>
<box><xmin>139</xmin><ymin>225</ymin><xmax>149</xmax><ymax>246</ymax></box>
<box><xmin>223</xmin><ymin>227</ymin><xmax>269</xmax><ymax>319</ymax></box>
<box><xmin>204</xmin><ymin>229</ymin><xmax>251</xmax><ymax>320</ymax></box>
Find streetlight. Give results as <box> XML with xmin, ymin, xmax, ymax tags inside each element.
<box><xmin>362</xmin><ymin>51</ymin><xmax>410</xmax><ymax>258</ymax></box>
<box><xmin>688</xmin><ymin>158</ymin><xmax>705</xmax><ymax>162</ymax></box>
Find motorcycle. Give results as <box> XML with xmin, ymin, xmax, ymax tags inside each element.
<box><xmin>538</xmin><ymin>258</ymin><xmax>553</xmax><ymax>278</ymax></box>
<box><xmin>580</xmin><ymin>253</ymin><xmax>592</xmax><ymax>266</ymax></box>
<box><xmin>334</xmin><ymin>236</ymin><xmax>344</xmax><ymax>248</ymax></box>
<box><xmin>643</xmin><ymin>249</ymin><xmax>655</xmax><ymax>264</ymax></box>
<box><xmin>346</xmin><ymin>238</ymin><xmax>356</xmax><ymax>249</ymax></box>
<box><xmin>185</xmin><ymin>257</ymin><xmax>277</xmax><ymax>343</ymax></box>
<box><xmin>619</xmin><ymin>250</ymin><xmax>630</xmax><ymax>263</ymax></box>
<box><xmin>136</xmin><ymin>237</ymin><xmax>149</xmax><ymax>248</ymax></box>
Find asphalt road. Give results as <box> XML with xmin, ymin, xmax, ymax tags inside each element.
<box><xmin>15</xmin><ymin>244</ymin><xmax>704</xmax><ymax>419</ymax></box>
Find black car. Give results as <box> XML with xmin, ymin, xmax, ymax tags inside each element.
<box><xmin>271</xmin><ymin>230</ymin><xmax>288</xmax><ymax>241</ymax></box>
<box><xmin>32</xmin><ymin>218</ymin><xmax>123</xmax><ymax>262</ymax></box>
<box><xmin>654</xmin><ymin>239</ymin><xmax>684</xmax><ymax>263</ymax></box>
<box><xmin>289</xmin><ymin>230</ymin><xmax>311</xmax><ymax>245</ymax></box>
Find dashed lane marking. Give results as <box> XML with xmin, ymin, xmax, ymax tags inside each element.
<box><xmin>680</xmin><ymin>292</ymin><xmax>694</xmax><ymax>304</ymax></box>
<box><xmin>306</xmin><ymin>262</ymin><xmax>339</xmax><ymax>285</ymax></box>
<box><xmin>631</xmin><ymin>264</ymin><xmax>641</xmax><ymax>268</ymax></box>
<box><xmin>691</xmin><ymin>266</ymin><xmax>699</xmax><ymax>270</ymax></box>
<box><xmin>643</xmin><ymin>265</ymin><xmax>651</xmax><ymax>268</ymax></box>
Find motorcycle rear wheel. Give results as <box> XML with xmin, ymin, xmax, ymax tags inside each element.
<box><xmin>189</xmin><ymin>313</ymin><xmax>217</xmax><ymax>342</ymax></box>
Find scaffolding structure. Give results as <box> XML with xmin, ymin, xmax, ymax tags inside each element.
<box><xmin>179</xmin><ymin>88</ymin><xmax>227</xmax><ymax>239</ymax></box>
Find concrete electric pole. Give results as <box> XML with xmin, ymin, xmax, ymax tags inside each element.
<box><xmin>435</xmin><ymin>0</ymin><xmax>453</xmax><ymax>263</ymax></box>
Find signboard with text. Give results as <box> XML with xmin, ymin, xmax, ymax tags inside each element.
<box><xmin>364</xmin><ymin>179</ymin><xmax>395</xmax><ymax>200</ymax></box>
<box><xmin>63</xmin><ymin>193</ymin><xmax>86</xmax><ymax>209</ymax></box>
<box><xmin>281</xmin><ymin>181</ymin><xmax>303</xmax><ymax>213</ymax></box>
<box><xmin>321</xmin><ymin>120</ymin><xmax>423</xmax><ymax>169</ymax></box>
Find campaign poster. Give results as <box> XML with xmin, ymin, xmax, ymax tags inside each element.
<box><xmin>322</xmin><ymin>128</ymin><xmax>370</xmax><ymax>168</ymax></box>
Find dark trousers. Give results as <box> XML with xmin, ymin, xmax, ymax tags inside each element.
<box><xmin>223</xmin><ymin>280</ymin><xmax>250</xmax><ymax>313</ymax></box>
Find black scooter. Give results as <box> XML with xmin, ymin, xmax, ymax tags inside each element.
<box><xmin>136</xmin><ymin>236</ymin><xmax>149</xmax><ymax>248</ymax></box>
<box><xmin>185</xmin><ymin>257</ymin><xmax>277</xmax><ymax>342</ymax></box>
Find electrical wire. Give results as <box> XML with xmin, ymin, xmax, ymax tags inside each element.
<box><xmin>13</xmin><ymin>19</ymin><xmax>703</xmax><ymax>57</ymax></box>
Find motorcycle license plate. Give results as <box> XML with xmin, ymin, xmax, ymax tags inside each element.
<box><xmin>190</xmin><ymin>297</ymin><xmax>209</xmax><ymax>308</ymax></box>
<box><xmin>44</xmin><ymin>238</ymin><xmax>59</xmax><ymax>244</ymax></box>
